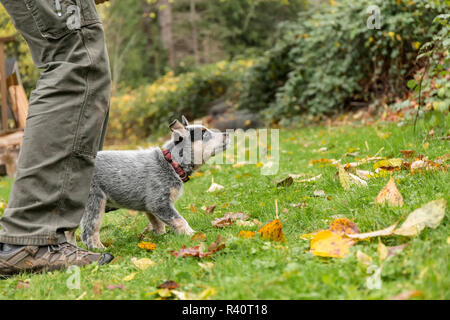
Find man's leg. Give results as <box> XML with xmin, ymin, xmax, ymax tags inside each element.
<box><xmin>0</xmin><ymin>0</ymin><xmax>112</xmax><ymax>274</ymax></box>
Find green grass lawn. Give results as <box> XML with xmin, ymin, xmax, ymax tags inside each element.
<box><xmin>0</xmin><ymin>122</ymin><xmax>448</xmax><ymax>300</ymax></box>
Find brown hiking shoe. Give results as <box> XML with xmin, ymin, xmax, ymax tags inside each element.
<box><xmin>0</xmin><ymin>242</ymin><xmax>113</xmax><ymax>277</ymax></box>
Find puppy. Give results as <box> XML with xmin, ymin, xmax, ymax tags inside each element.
<box><xmin>67</xmin><ymin>116</ymin><xmax>229</xmax><ymax>249</ymax></box>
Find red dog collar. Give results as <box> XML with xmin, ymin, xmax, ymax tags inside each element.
<box><xmin>162</xmin><ymin>149</ymin><xmax>189</xmax><ymax>183</ymax></box>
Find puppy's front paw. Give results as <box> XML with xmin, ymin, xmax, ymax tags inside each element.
<box><xmin>171</xmin><ymin>218</ymin><xmax>195</xmax><ymax>235</ymax></box>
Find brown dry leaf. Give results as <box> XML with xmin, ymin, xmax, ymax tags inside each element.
<box><xmin>388</xmin><ymin>290</ymin><xmax>424</xmax><ymax>300</ymax></box>
<box><xmin>257</xmin><ymin>219</ymin><xmax>286</xmax><ymax>242</ymax></box>
<box><xmin>171</xmin><ymin>235</ymin><xmax>225</xmax><ymax>258</ymax></box>
<box><xmin>171</xmin><ymin>245</ymin><xmax>211</xmax><ymax>258</ymax></box>
<box><xmin>211</xmin><ymin>212</ymin><xmax>249</xmax><ymax>228</ymax></box>
<box><xmin>400</xmin><ymin>150</ymin><xmax>415</xmax><ymax>158</ymax></box>
<box><xmin>191</xmin><ymin>232</ymin><xmax>207</xmax><ymax>242</ymax></box>
<box><xmin>374</xmin><ymin>176</ymin><xmax>403</xmax><ymax>207</ymax></box>
<box><xmin>238</xmin><ymin>230</ymin><xmax>256</xmax><ymax>239</ymax></box>
<box><xmin>138</xmin><ymin>241</ymin><xmax>157</xmax><ymax>251</ymax></box>
<box><xmin>393</xmin><ymin>199</ymin><xmax>446</xmax><ymax>236</ymax></box>
<box><xmin>16</xmin><ymin>280</ymin><xmax>30</xmax><ymax>289</ymax></box>
<box><xmin>310</xmin><ymin>230</ymin><xmax>355</xmax><ymax>258</ymax></box>
<box><xmin>208</xmin><ymin>235</ymin><xmax>226</xmax><ymax>254</ymax></box>
<box><xmin>276</xmin><ymin>176</ymin><xmax>293</xmax><ymax>187</ymax></box>
<box><xmin>204</xmin><ymin>204</ymin><xmax>216</xmax><ymax>215</ymax></box>
<box><xmin>345</xmin><ymin>222</ymin><xmax>398</xmax><ymax>240</ymax></box>
<box><xmin>157</xmin><ymin>280</ymin><xmax>179</xmax><ymax>290</ymax></box>
<box><xmin>329</xmin><ymin>218</ymin><xmax>360</xmax><ymax>236</ymax></box>
<box><xmin>189</xmin><ymin>204</ymin><xmax>197</xmax><ymax>213</ymax></box>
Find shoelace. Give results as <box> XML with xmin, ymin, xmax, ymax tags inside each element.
<box><xmin>47</xmin><ymin>243</ymin><xmax>90</xmax><ymax>258</ymax></box>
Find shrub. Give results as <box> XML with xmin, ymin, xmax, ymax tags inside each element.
<box><xmin>238</xmin><ymin>0</ymin><xmax>447</xmax><ymax>122</ymax></box>
<box><xmin>107</xmin><ymin>59</ymin><xmax>253</xmax><ymax>143</ymax></box>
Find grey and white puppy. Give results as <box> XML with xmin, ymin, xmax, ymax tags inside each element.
<box><xmin>66</xmin><ymin>116</ymin><xmax>229</xmax><ymax>249</ymax></box>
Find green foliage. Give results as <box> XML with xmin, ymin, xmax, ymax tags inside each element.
<box><xmin>108</xmin><ymin>59</ymin><xmax>253</xmax><ymax>143</ymax></box>
<box><xmin>200</xmin><ymin>0</ymin><xmax>305</xmax><ymax>58</ymax></box>
<box><xmin>238</xmin><ymin>0</ymin><xmax>448</xmax><ymax>122</ymax></box>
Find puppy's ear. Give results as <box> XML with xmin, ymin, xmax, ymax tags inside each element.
<box><xmin>169</xmin><ymin>119</ymin><xmax>188</xmax><ymax>139</ymax></box>
<box><xmin>181</xmin><ymin>115</ymin><xmax>189</xmax><ymax>127</ymax></box>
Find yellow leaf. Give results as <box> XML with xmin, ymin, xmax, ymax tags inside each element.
<box><xmin>393</xmin><ymin>199</ymin><xmax>446</xmax><ymax>236</ymax></box>
<box><xmin>338</xmin><ymin>165</ymin><xmax>352</xmax><ymax>190</ymax></box>
<box><xmin>132</xmin><ymin>258</ymin><xmax>155</xmax><ymax>270</ymax></box>
<box><xmin>310</xmin><ymin>230</ymin><xmax>354</xmax><ymax>258</ymax></box>
<box><xmin>375</xmin><ymin>176</ymin><xmax>403</xmax><ymax>207</ymax></box>
<box><xmin>377</xmin><ymin>241</ymin><xmax>388</xmax><ymax>261</ymax></box>
<box><xmin>238</xmin><ymin>230</ymin><xmax>256</xmax><ymax>239</ymax></box>
<box><xmin>123</xmin><ymin>272</ymin><xmax>137</xmax><ymax>282</ymax></box>
<box><xmin>329</xmin><ymin>218</ymin><xmax>360</xmax><ymax>235</ymax></box>
<box><xmin>257</xmin><ymin>219</ymin><xmax>286</xmax><ymax>242</ymax></box>
<box><xmin>191</xmin><ymin>232</ymin><xmax>207</xmax><ymax>242</ymax></box>
<box><xmin>138</xmin><ymin>241</ymin><xmax>157</xmax><ymax>251</ymax></box>
<box><xmin>373</xmin><ymin>158</ymin><xmax>402</xmax><ymax>170</ymax></box>
<box><xmin>356</xmin><ymin>250</ymin><xmax>373</xmax><ymax>268</ymax></box>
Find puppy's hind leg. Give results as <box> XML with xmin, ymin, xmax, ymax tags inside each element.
<box><xmin>81</xmin><ymin>189</ymin><xmax>107</xmax><ymax>249</ymax></box>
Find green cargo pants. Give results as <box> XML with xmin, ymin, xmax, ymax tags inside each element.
<box><xmin>0</xmin><ymin>0</ymin><xmax>111</xmax><ymax>245</ymax></box>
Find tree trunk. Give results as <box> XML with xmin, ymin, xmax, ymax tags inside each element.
<box><xmin>158</xmin><ymin>0</ymin><xmax>175</xmax><ymax>69</ymax></box>
<box><xmin>190</xmin><ymin>0</ymin><xmax>199</xmax><ymax>65</ymax></box>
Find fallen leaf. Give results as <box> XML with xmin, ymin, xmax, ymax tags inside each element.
<box><xmin>157</xmin><ymin>280</ymin><xmax>179</xmax><ymax>290</ymax></box>
<box><xmin>171</xmin><ymin>235</ymin><xmax>225</xmax><ymax>258</ymax></box>
<box><xmin>299</xmin><ymin>231</ymin><xmax>320</xmax><ymax>240</ymax></box>
<box><xmin>206</xmin><ymin>178</ymin><xmax>224</xmax><ymax>193</ymax></box>
<box><xmin>387</xmin><ymin>243</ymin><xmax>407</xmax><ymax>258</ymax></box>
<box><xmin>211</xmin><ymin>212</ymin><xmax>249</xmax><ymax>228</ymax></box>
<box><xmin>191</xmin><ymin>232</ymin><xmax>207</xmax><ymax>242</ymax></box>
<box><xmin>123</xmin><ymin>272</ymin><xmax>137</xmax><ymax>282</ymax></box>
<box><xmin>258</xmin><ymin>219</ymin><xmax>286</xmax><ymax>242</ymax></box>
<box><xmin>238</xmin><ymin>230</ymin><xmax>256</xmax><ymax>239</ymax></box>
<box><xmin>338</xmin><ymin>166</ymin><xmax>352</xmax><ymax>190</ymax></box>
<box><xmin>377</xmin><ymin>241</ymin><xmax>388</xmax><ymax>261</ymax></box>
<box><xmin>373</xmin><ymin>158</ymin><xmax>402</xmax><ymax>170</ymax></box>
<box><xmin>393</xmin><ymin>199</ymin><xmax>446</xmax><ymax>236</ymax></box>
<box><xmin>276</xmin><ymin>176</ymin><xmax>293</xmax><ymax>187</ymax></box>
<box><xmin>16</xmin><ymin>280</ymin><xmax>30</xmax><ymax>289</ymax></box>
<box><xmin>204</xmin><ymin>204</ymin><xmax>216</xmax><ymax>215</ymax></box>
<box><xmin>207</xmin><ymin>235</ymin><xmax>226</xmax><ymax>254</ymax></box>
<box><xmin>366</xmin><ymin>265</ymin><xmax>383</xmax><ymax>290</ymax></box>
<box><xmin>131</xmin><ymin>257</ymin><xmax>155</xmax><ymax>270</ymax></box>
<box><xmin>297</xmin><ymin>174</ymin><xmax>322</xmax><ymax>183</ymax></box>
<box><xmin>138</xmin><ymin>241</ymin><xmax>157</xmax><ymax>251</ymax></box>
<box><xmin>198</xmin><ymin>262</ymin><xmax>214</xmax><ymax>271</ymax></box>
<box><xmin>356</xmin><ymin>250</ymin><xmax>373</xmax><ymax>268</ymax></box>
<box><xmin>189</xmin><ymin>204</ymin><xmax>197</xmax><ymax>213</ymax></box>
<box><xmin>313</xmin><ymin>190</ymin><xmax>326</xmax><ymax>197</ymax></box>
<box><xmin>346</xmin><ymin>222</ymin><xmax>398</xmax><ymax>240</ymax></box>
<box><xmin>310</xmin><ymin>230</ymin><xmax>354</xmax><ymax>258</ymax></box>
<box><xmin>374</xmin><ymin>176</ymin><xmax>403</xmax><ymax>207</ymax></box>
<box><xmin>329</xmin><ymin>218</ymin><xmax>360</xmax><ymax>236</ymax></box>
<box><xmin>355</xmin><ymin>169</ymin><xmax>374</xmax><ymax>180</ymax></box>
<box><xmin>236</xmin><ymin>219</ymin><xmax>255</xmax><ymax>227</ymax></box>
<box><xmin>388</xmin><ymin>290</ymin><xmax>424</xmax><ymax>300</ymax></box>
<box><xmin>400</xmin><ymin>150</ymin><xmax>415</xmax><ymax>158</ymax></box>
<box><xmin>107</xmin><ymin>284</ymin><xmax>125</xmax><ymax>290</ymax></box>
